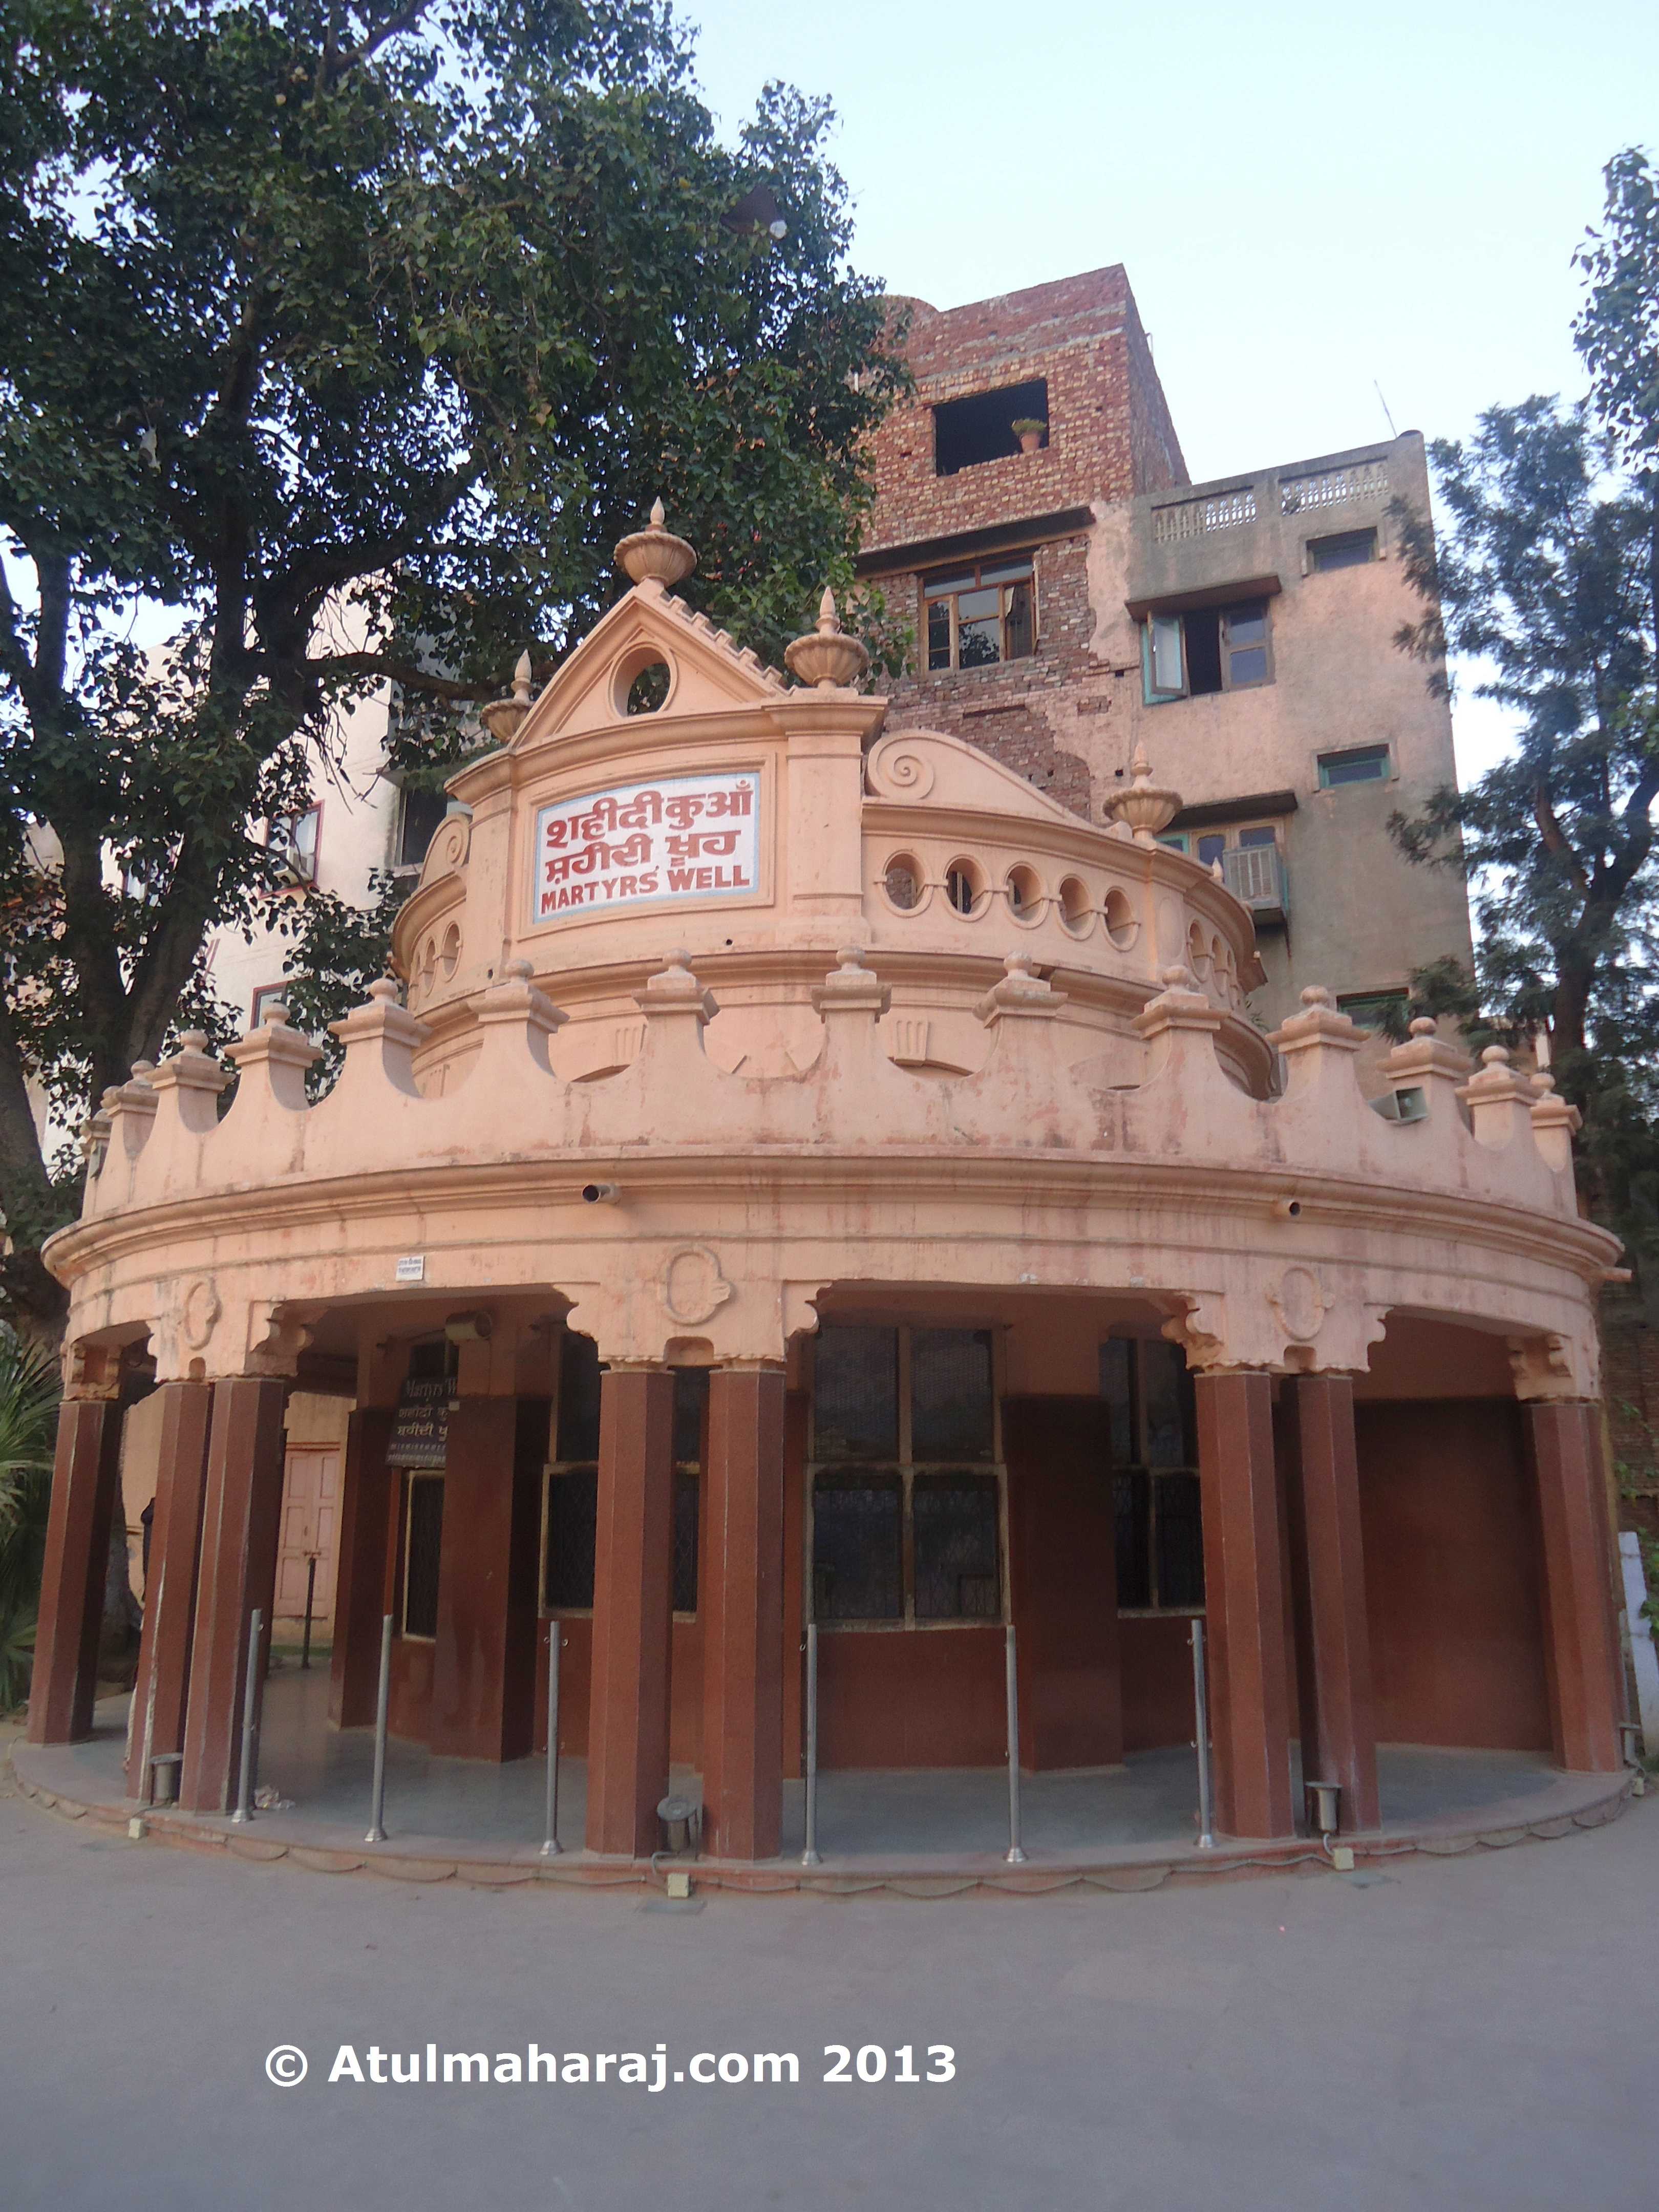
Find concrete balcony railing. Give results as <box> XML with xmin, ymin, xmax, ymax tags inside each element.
<box><xmin>1221</xmin><ymin>843</ymin><xmax>1289</xmax><ymax>923</ymax></box>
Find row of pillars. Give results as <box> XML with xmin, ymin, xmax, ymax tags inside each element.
<box><xmin>28</xmin><ymin>1362</ymin><xmax>1625</xmax><ymax>1853</ymax></box>
<box><xmin>1203</xmin><ymin>1373</ymin><xmax>1626</xmax><ymax>1836</ymax></box>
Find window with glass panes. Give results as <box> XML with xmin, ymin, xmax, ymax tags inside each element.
<box><xmin>1099</xmin><ymin>1337</ymin><xmax>1205</xmax><ymax>1612</ymax></box>
<box><xmin>542</xmin><ymin>1332</ymin><xmax>703</xmax><ymax>1615</ymax></box>
<box><xmin>810</xmin><ymin>1324</ymin><xmax>1003</xmax><ymax>1626</ymax></box>
<box><xmin>1143</xmin><ymin>600</ymin><xmax>1272</xmax><ymax>701</ymax></box>
<box><xmin>924</xmin><ymin>558</ymin><xmax>1036</xmax><ymax>672</ymax></box>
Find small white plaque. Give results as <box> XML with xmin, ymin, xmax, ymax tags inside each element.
<box><xmin>395</xmin><ymin>1255</ymin><xmax>426</xmax><ymax>1284</ymax></box>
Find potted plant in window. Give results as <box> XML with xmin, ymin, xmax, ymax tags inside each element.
<box><xmin>1011</xmin><ymin>417</ymin><xmax>1047</xmax><ymax>454</ymax></box>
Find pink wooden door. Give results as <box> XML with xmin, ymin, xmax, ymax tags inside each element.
<box><xmin>274</xmin><ymin>1446</ymin><xmax>342</xmax><ymax>1629</ymax></box>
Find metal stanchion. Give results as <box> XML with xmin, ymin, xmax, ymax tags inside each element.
<box><xmin>366</xmin><ymin>1612</ymin><xmax>393</xmax><ymax>1844</ymax></box>
<box><xmin>230</xmin><ymin>1608</ymin><xmax>263</xmax><ymax>1824</ymax></box>
<box><xmin>301</xmin><ymin>1557</ymin><xmax>317</xmax><ymax>1670</ymax></box>
<box><xmin>541</xmin><ymin>1627</ymin><xmax>562</xmax><ymax>1857</ymax></box>
<box><xmin>1190</xmin><ymin>1618</ymin><xmax>1215</xmax><ymax>1849</ymax></box>
<box><xmin>1004</xmin><ymin>1621</ymin><xmax>1027</xmax><ymax>1865</ymax></box>
<box><xmin>801</xmin><ymin>1622</ymin><xmax>821</xmax><ymax>1867</ymax></box>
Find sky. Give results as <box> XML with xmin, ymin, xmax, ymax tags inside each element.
<box><xmin>685</xmin><ymin>0</ymin><xmax>1659</xmax><ymax>782</ymax></box>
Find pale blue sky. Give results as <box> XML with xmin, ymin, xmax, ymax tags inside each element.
<box><xmin>688</xmin><ymin>0</ymin><xmax>1657</xmax><ymax>778</ymax></box>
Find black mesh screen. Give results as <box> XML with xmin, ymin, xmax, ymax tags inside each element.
<box><xmin>910</xmin><ymin>1329</ymin><xmax>995</xmax><ymax>1461</ymax></box>
<box><xmin>672</xmin><ymin>1368</ymin><xmax>708</xmax><ymax>1467</ymax></box>
<box><xmin>813</xmin><ymin>1327</ymin><xmax>899</xmax><ymax>1460</ymax></box>
<box><xmin>673</xmin><ymin>1471</ymin><xmax>699</xmax><ymax>1614</ymax></box>
<box><xmin>544</xmin><ymin>1466</ymin><xmax>598</xmax><ymax>1609</ymax></box>
<box><xmin>557</xmin><ymin>1331</ymin><xmax>603</xmax><ymax>1462</ymax></box>
<box><xmin>1156</xmin><ymin>1472</ymin><xmax>1206</xmax><ymax>1608</ymax></box>
<box><xmin>1114</xmin><ymin>1469</ymin><xmax>1152</xmax><ymax>1609</ymax></box>
<box><xmin>812</xmin><ymin>1477</ymin><xmax>903</xmax><ymax>1620</ymax></box>
<box><xmin>912</xmin><ymin>1475</ymin><xmax>1001</xmax><ymax>1619</ymax></box>
<box><xmin>403</xmin><ymin>1475</ymin><xmax>444</xmax><ymax>1637</ymax></box>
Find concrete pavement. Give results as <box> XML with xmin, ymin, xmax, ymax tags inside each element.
<box><xmin>3</xmin><ymin>1723</ymin><xmax>1655</xmax><ymax>2211</ymax></box>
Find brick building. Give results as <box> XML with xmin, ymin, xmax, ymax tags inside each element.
<box><xmin>860</xmin><ymin>266</ymin><xmax>1474</xmax><ymax>1058</ymax></box>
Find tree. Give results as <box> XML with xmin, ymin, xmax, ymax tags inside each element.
<box><xmin>0</xmin><ymin>1330</ymin><xmax>58</xmax><ymax>1710</ymax></box>
<box><xmin>0</xmin><ymin>0</ymin><xmax>907</xmax><ymax>1337</ymax></box>
<box><xmin>1389</xmin><ymin>147</ymin><xmax>1659</xmax><ymax>1270</ymax></box>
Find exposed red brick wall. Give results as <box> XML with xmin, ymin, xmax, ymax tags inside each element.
<box><xmin>876</xmin><ymin>532</ymin><xmax>1105</xmax><ymax>816</ymax></box>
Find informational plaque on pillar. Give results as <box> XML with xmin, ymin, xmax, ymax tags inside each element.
<box><xmin>387</xmin><ymin>1377</ymin><xmax>454</xmax><ymax>1470</ymax></box>
<box><xmin>531</xmin><ymin>768</ymin><xmax>761</xmax><ymax>924</ymax></box>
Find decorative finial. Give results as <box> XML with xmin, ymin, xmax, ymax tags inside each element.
<box><xmin>615</xmin><ymin>500</ymin><xmax>696</xmax><ymax>588</ymax></box>
<box><xmin>480</xmin><ymin>648</ymin><xmax>538</xmax><ymax>746</ymax></box>
<box><xmin>513</xmin><ymin>650</ymin><xmax>533</xmax><ymax>703</ymax></box>
<box><xmin>1103</xmin><ymin>743</ymin><xmax>1182</xmax><ymax>845</ymax></box>
<box><xmin>1300</xmin><ymin>985</ymin><xmax>1333</xmax><ymax>1009</ymax></box>
<box><xmin>1481</xmin><ymin>1043</ymin><xmax>1511</xmax><ymax>1067</ymax></box>
<box><xmin>785</xmin><ymin>584</ymin><xmax>869</xmax><ymax>689</ymax></box>
<box><xmin>1409</xmin><ymin>1015</ymin><xmax>1438</xmax><ymax>1037</ymax></box>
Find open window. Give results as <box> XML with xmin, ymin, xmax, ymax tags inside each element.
<box><xmin>933</xmin><ymin>378</ymin><xmax>1048</xmax><ymax>475</ymax></box>
<box><xmin>1143</xmin><ymin>601</ymin><xmax>1272</xmax><ymax>702</ymax></box>
<box><xmin>924</xmin><ymin>557</ymin><xmax>1036</xmax><ymax>672</ymax></box>
<box><xmin>397</xmin><ymin>784</ymin><xmax>449</xmax><ymax>870</ymax></box>
<box><xmin>266</xmin><ymin>803</ymin><xmax>321</xmax><ymax>885</ymax></box>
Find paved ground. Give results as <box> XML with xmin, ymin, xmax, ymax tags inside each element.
<box><xmin>4</xmin><ymin>1719</ymin><xmax>1656</xmax><ymax>2211</ymax></box>
<box><xmin>76</xmin><ymin>1666</ymin><xmax>1575</xmax><ymax>1862</ymax></box>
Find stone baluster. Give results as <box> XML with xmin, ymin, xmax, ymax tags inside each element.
<box><xmin>472</xmin><ymin>957</ymin><xmax>567</xmax><ymax>1083</ymax></box>
<box><xmin>1527</xmin><ymin>1071</ymin><xmax>1582</xmax><ymax>1178</ymax></box>
<box><xmin>225</xmin><ymin>999</ymin><xmax>320</xmax><ymax>1115</ymax></box>
<box><xmin>1269</xmin><ymin>985</ymin><xmax>1363</xmax><ymax>1111</ymax></box>
<box><xmin>1458</xmin><ymin>1043</ymin><xmax>1536</xmax><ymax>1151</ymax></box>
<box><xmin>326</xmin><ymin>976</ymin><xmax>427</xmax><ymax>1100</ymax></box>
<box><xmin>809</xmin><ymin>946</ymin><xmax>891</xmax><ymax>1086</ymax></box>
<box><xmin>1377</xmin><ymin>1014</ymin><xmax>1472</xmax><ymax>1117</ymax></box>
<box><xmin>973</xmin><ymin>952</ymin><xmax>1075</xmax><ymax>1139</ymax></box>
<box><xmin>1132</xmin><ymin>963</ymin><xmax>1223</xmax><ymax>1081</ymax></box>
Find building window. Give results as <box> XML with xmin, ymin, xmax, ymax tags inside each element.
<box><xmin>810</xmin><ymin>1323</ymin><xmax>1002</xmax><ymax>1626</ymax></box>
<box><xmin>933</xmin><ymin>377</ymin><xmax>1048</xmax><ymax>476</ymax></box>
<box><xmin>1308</xmin><ymin>527</ymin><xmax>1378</xmax><ymax>571</ymax></box>
<box><xmin>541</xmin><ymin>1334</ymin><xmax>704</xmax><ymax>1617</ymax></box>
<box><xmin>924</xmin><ymin>558</ymin><xmax>1036</xmax><ymax>673</ymax></box>
<box><xmin>1100</xmin><ymin>1338</ymin><xmax>1204</xmax><ymax>1613</ymax></box>
<box><xmin>1336</xmin><ymin>989</ymin><xmax>1410</xmax><ymax>1034</ymax></box>
<box><xmin>1317</xmin><ymin>745</ymin><xmax>1390</xmax><ymax>788</ymax></box>
<box><xmin>1143</xmin><ymin>601</ymin><xmax>1272</xmax><ymax>702</ymax></box>
<box><xmin>249</xmin><ymin>983</ymin><xmax>288</xmax><ymax>1029</ymax></box>
<box><xmin>266</xmin><ymin>803</ymin><xmax>321</xmax><ymax>884</ymax></box>
<box><xmin>401</xmin><ymin>1473</ymin><xmax>444</xmax><ymax>1639</ymax></box>
<box><xmin>398</xmin><ymin>785</ymin><xmax>450</xmax><ymax>869</ymax></box>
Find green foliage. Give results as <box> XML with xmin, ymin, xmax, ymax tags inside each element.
<box><xmin>0</xmin><ymin>1</ymin><xmax>906</xmax><ymax>1332</ymax></box>
<box><xmin>1387</xmin><ymin>147</ymin><xmax>1659</xmax><ymax>1282</ymax></box>
<box><xmin>0</xmin><ymin>1332</ymin><xmax>59</xmax><ymax>1712</ymax></box>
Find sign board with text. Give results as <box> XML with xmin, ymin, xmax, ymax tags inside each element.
<box><xmin>531</xmin><ymin>769</ymin><xmax>761</xmax><ymax>925</ymax></box>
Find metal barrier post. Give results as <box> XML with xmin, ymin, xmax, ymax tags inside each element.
<box><xmin>1190</xmin><ymin>1618</ymin><xmax>1216</xmax><ymax>1849</ymax></box>
<box><xmin>230</xmin><ymin>1608</ymin><xmax>263</xmax><ymax>1824</ymax></box>
<box><xmin>801</xmin><ymin>1622</ymin><xmax>821</xmax><ymax>1867</ymax></box>
<box><xmin>541</xmin><ymin>1627</ymin><xmax>562</xmax><ymax>1857</ymax></box>
<box><xmin>1005</xmin><ymin>1622</ymin><xmax>1027</xmax><ymax>1865</ymax></box>
<box><xmin>366</xmin><ymin>1613</ymin><xmax>393</xmax><ymax>1844</ymax></box>
<box><xmin>301</xmin><ymin>1557</ymin><xmax>317</xmax><ymax>1671</ymax></box>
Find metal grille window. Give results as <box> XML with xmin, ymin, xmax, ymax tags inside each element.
<box><xmin>810</xmin><ymin>1324</ymin><xmax>1004</xmax><ymax>1626</ymax></box>
<box><xmin>924</xmin><ymin>558</ymin><xmax>1036</xmax><ymax>672</ymax></box>
<box><xmin>402</xmin><ymin>1474</ymin><xmax>444</xmax><ymax>1639</ymax></box>
<box><xmin>1100</xmin><ymin>1338</ymin><xmax>1205</xmax><ymax>1613</ymax></box>
<box><xmin>543</xmin><ymin>1348</ymin><xmax>705</xmax><ymax>1616</ymax></box>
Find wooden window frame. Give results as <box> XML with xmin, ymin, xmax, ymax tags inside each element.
<box><xmin>806</xmin><ymin>1321</ymin><xmax>1008</xmax><ymax>1632</ymax></box>
<box><xmin>399</xmin><ymin>1470</ymin><xmax>444</xmax><ymax>1641</ymax></box>
<box><xmin>1142</xmin><ymin>600</ymin><xmax>1274</xmax><ymax>703</ymax></box>
<box><xmin>1102</xmin><ymin>1336</ymin><xmax>1205</xmax><ymax>1619</ymax></box>
<box><xmin>922</xmin><ymin>558</ymin><xmax>1038</xmax><ymax>675</ymax></box>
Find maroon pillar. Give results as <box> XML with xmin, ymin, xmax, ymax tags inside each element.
<box><xmin>329</xmin><ymin>1407</ymin><xmax>395</xmax><ymax>1730</ymax></box>
<box><xmin>1195</xmin><ymin>1369</ymin><xmax>1294</xmax><ymax>1838</ymax></box>
<box><xmin>701</xmin><ymin>1366</ymin><xmax>786</xmax><ymax>1859</ymax></box>
<box><xmin>1281</xmin><ymin>1374</ymin><xmax>1380</xmax><ymax>1831</ymax></box>
<box><xmin>586</xmin><ymin>1366</ymin><xmax>675</xmax><ymax>1856</ymax></box>
<box><xmin>124</xmin><ymin>1380</ymin><xmax>214</xmax><ymax>1792</ymax></box>
<box><xmin>430</xmin><ymin>1397</ymin><xmax>545</xmax><ymax>1761</ymax></box>
<box><xmin>27</xmin><ymin>1396</ymin><xmax>124</xmax><ymax>1745</ymax></box>
<box><xmin>1527</xmin><ymin>1400</ymin><xmax>1624</xmax><ymax>1773</ymax></box>
<box><xmin>177</xmin><ymin>1377</ymin><xmax>288</xmax><ymax>1813</ymax></box>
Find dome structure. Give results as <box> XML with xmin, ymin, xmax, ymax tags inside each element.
<box><xmin>27</xmin><ymin>509</ymin><xmax>1629</xmax><ymax>1872</ymax></box>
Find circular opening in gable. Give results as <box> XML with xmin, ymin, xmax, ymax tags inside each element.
<box><xmin>1103</xmin><ymin>887</ymin><xmax>1137</xmax><ymax>949</ymax></box>
<box><xmin>944</xmin><ymin>858</ymin><xmax>985</xmax><ymax>917</ymax></box>
<box><xmin>610</xmin><ymin>645</ymin><xmax>675</xmax><ymax>718</ymax></box>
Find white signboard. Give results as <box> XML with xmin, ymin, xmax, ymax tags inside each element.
<box><xmin>531</xmin><ymin>769</ymin><xmax>760</xmax><ymax>923</ymax></box>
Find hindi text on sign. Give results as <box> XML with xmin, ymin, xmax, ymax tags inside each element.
<box><xmin>532</xmin><ymin>771</ymin><xmax>761</xmax><ymax>922</ymax></box>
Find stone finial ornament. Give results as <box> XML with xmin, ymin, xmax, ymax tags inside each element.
<box><xmin>784</xmin><ymin>587</ymin><xmax>870</xmax><ymax>690</ymax></box>
<box><xmin>1103</xmin><ymin>743</ymin><xmax>1182</xmax><ymax>845</ymax></box>
<box><xmin>480</xmin><ymin>647</ymin><xmax>537</xmax><ymax>747</ymax></box>
<box><xmin>614</xmin><ymin>498</ymin><xmax>697</xmax><ymax>588</ymax></box>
